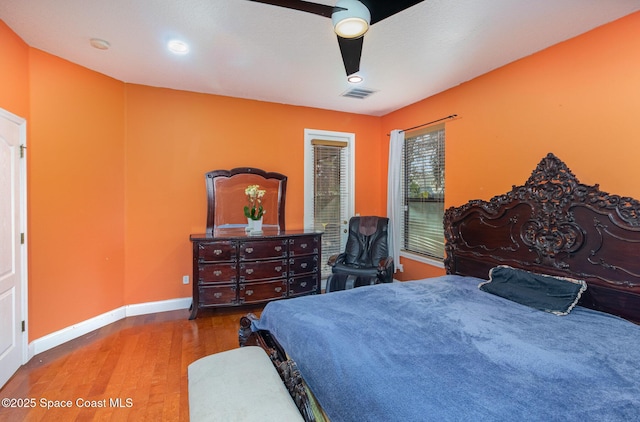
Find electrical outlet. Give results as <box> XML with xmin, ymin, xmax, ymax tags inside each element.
<box><xmin>182</xmin><ymin>275</ymin><xmax>189</xmax><ymax>285</ymax></box>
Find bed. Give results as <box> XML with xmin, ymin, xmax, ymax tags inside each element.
<box><xmin>238</xmin><ymin>153</ymin><xmax>640</xmax><ymax>421</ymax></box>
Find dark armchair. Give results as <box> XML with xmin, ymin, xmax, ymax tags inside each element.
<box><xmin>325</xmin><ymin>216</ymin><xmax>394</xmax><ymax>292</ymax></box>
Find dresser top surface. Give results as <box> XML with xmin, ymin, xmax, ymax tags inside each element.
<box><xmin>190</xmin><ymin>228</ymin><xmax>322</xmax><ymax>241</ymax></box>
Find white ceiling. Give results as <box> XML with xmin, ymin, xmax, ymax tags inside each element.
<box><xmin>1</xmin><ymin>1</ymin><xmax>639</xmax><ymax>116</ymax></box>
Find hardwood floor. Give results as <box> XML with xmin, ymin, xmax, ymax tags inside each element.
<box><xmin>0</xmin><ymin>305</ymin><xmax>263</xmax><ymax>422</ymax></box>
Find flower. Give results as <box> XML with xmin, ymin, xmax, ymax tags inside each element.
<box><xmin>243</xmin><ymin>184</ymin><xmax>266</xmax><ymax>220</ymax></box>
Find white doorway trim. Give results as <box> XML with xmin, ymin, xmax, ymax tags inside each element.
<box><xmin>0</xmin><ymin>107</ymin><xmax>28</xmax><ymax>388</ymax></box>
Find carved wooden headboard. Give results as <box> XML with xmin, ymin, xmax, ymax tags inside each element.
<box><xmin>444</xmin><ymin>153</ymin><xmax>640</xmax><ymax>323</ymax></box>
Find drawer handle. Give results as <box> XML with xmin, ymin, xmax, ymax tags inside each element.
<box><xmin>275</xmin><ymin>287</ymin><xmax>282</xmax><ymax>293</ymax></box>
<box><xmin>275</xmin><ymin>266</ymin><xmax>282</xmax><ymax>272</ymax></box>
<box><xmin>246</xmin><ymin>268</ymin><xmax>254</xmax><ymax>274</ymax></box>
<box><xmin>301</xmin><ymin>263</ymin><xmax>308</xmax><ymax>269</ymax></box>
<box><xmin>246</xmin><ymin>289</ymin><xmax>253</xmax><ymax>296</ymax></box>
<box><xmin>300</xmin><ymin>243</ymin><xmax>308</xmax><ymax>249</ymax></box>
<box><xmin>300</xmin><ymin>281</ymin><xmax>307</xmax><ymax>287</ymax></box>
<box><xmin>275</xmin><ymin>246</ymin><xmax>282</xmax><ymax>252</ymax></box>
<box><xmin>245</xmin><ymin>247</ymin><xmax>254</xmax><ymax>254</ymax></box>
<box><xmin>213</xmin><ymin>270</ymin><xmax>222</xmax><ymax>276</ymax></box>
<box><xmin>214</xmin><ymin>249</ymin><xmax>222</xmax><ymax>255</ymax></box>
<box><xmin>214</xmin><ymin>292</ymin><xmax>222</xmax><ymax>299</ymax></box>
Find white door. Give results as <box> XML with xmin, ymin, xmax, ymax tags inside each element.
<box><xmin>0</xmin><ymin>108</ymin><xmax>27</xmax><ymax>388</ymax></box>
<box><xmin>304</xmin><ymin>129</ymin><xmax>355</xmax><ymax>279</ymax></box>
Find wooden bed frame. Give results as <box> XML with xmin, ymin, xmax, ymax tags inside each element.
<box><xmin>239</xmin><ymin>153</ymin><xmax>640</xmax><ymax>421</ymax></box>
<box><xmin>444</xmin><ymin>153</ymin><xmax>640</xmax><ymax>323</ymax></box>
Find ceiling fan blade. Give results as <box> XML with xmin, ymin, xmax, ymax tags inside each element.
<box><xmin>247</xmin><ymin>0</ymin><xmax>340</xmax><ymax>18</ymax></box>
<box><xmin>360</xmin><ymin>0</ymin><xmax>424</xmax><ymax>25</ymax></box>
<box><xmin>337</xmin><ymin>36</ymin><xmax>363</xmax><ymax>76</ymax></box>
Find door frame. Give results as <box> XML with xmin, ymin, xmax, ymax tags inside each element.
<box><xmin>0</xmin><ymin>108</ymin><xmax>28</xmax><ymax>374</ymax></box>
<box><xmin>303</xmin><ymin>128</ymin><xmax>355</xmax><ymax>236</ymax></box>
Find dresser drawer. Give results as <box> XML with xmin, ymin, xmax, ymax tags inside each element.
<box><xmin>289</xmin><ymin>235</ymin><xmax>319</xmax><ymax>256</ymax></box>
<box><xmin>239</xmin><ymin>240</ymin><xmax>287</xmax><ymax>260</ymax></box>
<box><xmin>289</xmin><ymin>255</ymin><xmax>318</xmax><ymax>276</ymax></box>
<box><xmin>198</xmin><ymin>263</ymin><xmax>237</xmax><ymax>284</ymax></box>
<box><xmin>288</xmin><ymin>275</ymin><xmax>318</xmax><ymax>296</ymax></box>
<box><xmin>197</xmin><ymin>241</ymin><xmax>236</xmax><ymax>262</ymax></box>
<box><xmin>240</xmin><ymin>259</ymin><xmax>287</xmax><ymax>281</ymax></box>
<box><xmin>239</xmin><ymin>280</ymin><xmax>287</xmax><ymax>304</ymax></box>
<box><xmin>199</xmin><ymin>285</ymin><xmax>237</xmax><ymax>306</ymax></box>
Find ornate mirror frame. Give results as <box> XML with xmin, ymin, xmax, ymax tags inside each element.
<box><xmin>205</xmin><ymin>167</ymin><xmax>287</xmax><ymax>233</ymax></box>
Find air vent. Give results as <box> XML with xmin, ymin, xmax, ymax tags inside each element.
<box><xmin>341</xmin><ymin>87</ymin><xmax>377</xmax><ymax>99</ymax></box>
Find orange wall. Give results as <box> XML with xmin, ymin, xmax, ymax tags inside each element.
<box><xmin>383</xmin><ymin>12</ymin><xmax>640</xmax><ymax>281</ymax></box>
<box><xmin>123</xmin><ymin>85</ymin><xmax>381</xmax><ymax>304</ymax></box>
<box><xmin>27</xmin><ymin>50</ymin><xmax>126</xmax><ymax>339</ymax></box>
<box><xmin>0</xmin><ymin>20</ymin><xmax>29</xmax><ymax>118</ymax></box>
<box><xmin>1</xmin><ymin>11</ymin><xmax>639</xmax><ymax>341</ymax></box>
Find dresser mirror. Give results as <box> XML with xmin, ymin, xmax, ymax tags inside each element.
<box><xmin>205</xmin><ymin>167</ymin><xmax>287</xmax><ymax>233</ymax></box>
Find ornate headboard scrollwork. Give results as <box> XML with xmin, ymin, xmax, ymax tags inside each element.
<box><xmin>205</xmin><ymin>167</ymin><xmax>287</xmax><ymax>234</ymax></box>
<box><xmin>444</xmin><ymin>153</ymin><xmax>640</xmax><ymax>323</ymax></box>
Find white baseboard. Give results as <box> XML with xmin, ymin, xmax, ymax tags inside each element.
<box><xmin>125</xmin><ymin>297</ymin><xmax>192</xmax><ymax>317</ymax></box>
<box><xmin>28</xmin><ymin>297</ymin><xmax>192</xmax><ymax>359</ymax></box>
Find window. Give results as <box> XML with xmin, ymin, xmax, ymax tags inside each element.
<box><xmin>402</xmin><ymin>124</ymin><xmax>445</xmax><ymax>259</ymax></box>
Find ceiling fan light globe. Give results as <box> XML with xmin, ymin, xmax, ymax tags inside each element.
<box><xmin>332</xmin><ymin>0</ymin><xmax>371</xmax><ymax>39</ymax></box>
<box><xmin>334</xmin><ymin>17</ymin><xmax>369</xmax><ymax>38</ymax></box>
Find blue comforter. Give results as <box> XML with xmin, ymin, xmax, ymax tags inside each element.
<box><xmin>252</xmin><ymin>276</ymin><xmax>640</xmax><ymax>421</ymax></box>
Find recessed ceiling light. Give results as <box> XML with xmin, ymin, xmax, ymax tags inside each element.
<box><xmin>168</xmin><ymin>40</ymin><xmax>189</xmax><ymax>55</ymax></box>
<box><xmin>90</xmin><ymin>38</ymin><xmax>110</xmax><ymax>50</ymax></box>
<box><xmin>347</xmin><ymin>75</ymin><xmax>363</xmax><ymax>84</ymax></box>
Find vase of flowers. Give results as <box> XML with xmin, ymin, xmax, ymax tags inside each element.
<box><xmin>244</xmin><ymin>184</ymin><xmax>266</xmax><ymax>234</ymax></box>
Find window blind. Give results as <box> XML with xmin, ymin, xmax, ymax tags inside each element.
<box><xmin>402</xmin><ymin>125</ymin><xmax>445</xmax><ymax>259</ymax></box>
<box><xmin>312</xmin><ymin>141</ymin><xmax>348</xmax><ymax>278</ymax></box>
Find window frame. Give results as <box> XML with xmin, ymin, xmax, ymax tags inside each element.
<box><xmin>400</xmin><ymin>124</ymin><xmax>446</xmax><ymax>262</ymax></box>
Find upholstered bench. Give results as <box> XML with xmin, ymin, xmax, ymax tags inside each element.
<box><xmin>188</xmin><ymin>346</ymin><xmax>304</xmax><ymax>422</ymax></box>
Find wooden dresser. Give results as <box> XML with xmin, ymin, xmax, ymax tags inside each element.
<box><xmin>189</xmin><ymin>228</ymin><xmax>322</xmax><ymax>319</ymax></box>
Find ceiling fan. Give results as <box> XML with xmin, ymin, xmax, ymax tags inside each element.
<box><xmin>247</xmin><ymin>0</ymin><xmax>424</xmax><ymax>77</ymax></box>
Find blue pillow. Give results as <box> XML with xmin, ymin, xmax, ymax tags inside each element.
<box><xmin>479</xmin><ymin>266</ymin><xmax>587</xmax><ymax>315</ymax></box>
